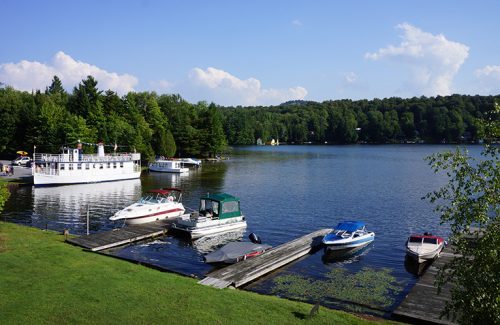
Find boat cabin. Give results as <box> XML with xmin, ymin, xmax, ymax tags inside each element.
<box><xmin>408</xmin><ymin>234</ymin><xmax>443</xmax><ymax>245</ymax></box>
<box><xmin>199</xmin><ymin>193</ymin><xmax>241</xmax><ymax>220</ymax></box>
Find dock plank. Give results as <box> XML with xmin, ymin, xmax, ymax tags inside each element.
<box><xmin>392</xmin><ymin>245</ymin><xmax>458</xmax><ymax>324</ymax></box>
<box><xmin>66</xmin><ymin>221</ymin><xmax>169</xmax><ymax>251</ymax></box>
<box><xmin>199</xmin><ymin>228</ymin><xmax>332</xmax><ymax>289</ymax></box>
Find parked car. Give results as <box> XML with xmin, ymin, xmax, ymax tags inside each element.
<box><xmin>12</xmin><ymin>156</ymin><xmax>31</xmax><ymax>166</ymax></box>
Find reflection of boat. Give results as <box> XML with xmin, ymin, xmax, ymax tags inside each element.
<box><xmin>33</xmin><ymin>142</ymin><xmax>141</xmax><ymax>186</ymax></box>
<box><xmin>110</xmin><ymin>188</ymin><xmax>185</xmax><ymax>225</ymax></box>
<box><xmin>172</xmin><ymin>193</ymin><xmax>247</xmax><ymax>239</ymax></box>
<box><xmin>404</xmin><ymin>255</ymin><xmax>432</xmax><ymax>276</ymax></box>
<box><xmin>406</xmin><ymin>233</ymin><xmax>445</xmax><ymax>263</ymax></box>
<box><xmin>322</xmin><ymin>221</ymin><xmax>375</xmax><ymax>250</ymax></box>
<box><xmin>321</xmin><ymin>244</ymin><xmax>371</xmax><ymax>264</ymax></box>
<box><xmin>149</xmin><ymin>160</ymin><xmax>189</xmax><ymax>173</ymax></box>
<box><xmin>204</xmin><ymin>233</ymin><xmax>271</xmax><ymax>264</ymax></box>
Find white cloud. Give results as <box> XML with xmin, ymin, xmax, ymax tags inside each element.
<box><xmin>475</xmin><ymin>65</ymin><xmax>500</xmax><ymax>93</ymax></box>
<box><xmin>0</xmin><ymin>51</ymin><xmax>138</xmax><ymax>94</ymax></box>
<box><xmin>149</xmin><ymin>79</ymin><xmax>174</xmax><ymax>92</ymax></box>
<box><xmin>292</xmin><ymin>19</ymin><xmax>303</xmax><ymax>27</ymax></box>
<box><xmin>344</xmin><ymin>72</ymin><xmax>358</xmax><ymax>84</ymax></box>
<box><xmin>187</xmin><ymin>67</ymin><xmax>307</xmax><ymax>106</ymax></box>
<box><xmin>365</xmin><ymin>23</ymin><xmax>469</xmax><ymax>96</ymax></box>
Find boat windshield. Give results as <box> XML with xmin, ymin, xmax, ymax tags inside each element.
<box><xmin>139</xmin><ymin>194</ymin><xmax>170</xmax><ymax>204</ymax></box>
<box><xmin>409</xmin><ymin>236</ymin><xmax>422</xmax><ymax>243</ymax></box>
<box><xmin>334</xmin><ymin>230</ymin><xmax>352</xmax><ymax>238</ymax></box>
<box><xmin>423</xmin><ymin>237</ymin><xmax>438</xmax><ymax>244</ymax></box>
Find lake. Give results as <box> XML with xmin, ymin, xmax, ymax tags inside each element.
<box><xmin>2</xmin><ymin>145</ymin><xmax>478</xmax><ymax>316</ymax></box>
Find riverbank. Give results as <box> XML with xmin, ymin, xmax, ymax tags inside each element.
<box><xmin>0</xmin><ymin>221</ymin><xmax>392</xmax><ymax>324</ymax></box>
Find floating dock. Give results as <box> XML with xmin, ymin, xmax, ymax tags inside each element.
<box><xmin>392</xmin><ymin>245</ymin><xmax>458</xmax><ymax>324</ymax></box>
<box><xmin>66</xmin><ymin>221</ymin><xmax>170</xmax><ymax>251</ymax></box>
<box><xmin>199</xmin><ymin>228</ymin><xmax>332</xmax><ymax>289</ymax></box>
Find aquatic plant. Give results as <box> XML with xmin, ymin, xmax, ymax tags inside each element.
<box><xmin>272</xmin><ymin>267</ymin><xmax>403</xmax><ymax>314</ymax></box>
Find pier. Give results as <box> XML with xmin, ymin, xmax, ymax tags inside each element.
<box><xmin>392</xmin><ymin>245</ymin><xmax>458</xmax><ymax>324</ymax></box>
<box><xmin>66</xmin><ymin>221</ymin><xmax>170</xmax><ymax>251</ymax></box>
<box><xmin>199</xmin><ymin>228</ymin><xmax>332</xmax><ymax>289</ymax></box>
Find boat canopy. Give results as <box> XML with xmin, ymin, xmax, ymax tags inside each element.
<box><xmin>335</xmin><ymin>221</ymin><xmax>365</xmax><ymax>232</ymax></box>
<box><xmin>200</xmin><ymin>193</ymin><xmax>241</xmax><ymax>219</ymax></box>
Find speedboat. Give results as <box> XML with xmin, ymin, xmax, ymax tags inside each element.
<box><xmin>179</xmin><ymin>158</ymin><xmax>202</xmax><ymax>167</ymax></box>
<box><xmin>406</xmin><ymin>233</ymin><xmax>445</xmax><ymax>263</ymax></box>
<box><xmin>172</xmin><ymin>193</ymin><xmax>247</xmax><ymax>239</ymax></box>
<box><xmin>322</xmin><ymin>221</ymin><xmax>375</xmax><ymax>250</ymax></box>
<box><xmin>149</xmin><ymin>159</ymin><xmax>189</xmax><ymax>173</ymax></box>
<box><xmin>109</xmin><ymin>188</ymin><xmax>185</xmax><ymax>225</ymax></box>
<box><xmin>203</xmin><ymin>233</ymin><xmax>271</xmax><ymax>264</ymax></box>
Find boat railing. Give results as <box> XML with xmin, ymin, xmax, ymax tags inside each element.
<box><xmin>34</xmin><ymin>153</ymin><xmax>141</xmax><ymax>163</ymax></box>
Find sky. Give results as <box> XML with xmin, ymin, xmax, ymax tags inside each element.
<box><xmin>1</xmin><ymin>0</ymin><xmax>500</xmax><ymax>106</ymax></box>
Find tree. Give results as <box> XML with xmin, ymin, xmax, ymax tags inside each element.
<box><xmin>424</xmin><ymin>102</ymin><xmax>499</xmax><ymax>324</ymax></box>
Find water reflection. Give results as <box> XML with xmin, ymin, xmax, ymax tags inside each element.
<box><xmin>32</xmin><ymin>179</ymin><xmax>141</xmax><ymax>234</ymax></box>
<box><xmin>404</xmin><ymin>255</ymin><xmax>432</xmax><ymax>276</ymax></box>
<box><xmin>322</xmin><ymin>245</ymin><xmax>373</xmax><ymax>265</ymax></box>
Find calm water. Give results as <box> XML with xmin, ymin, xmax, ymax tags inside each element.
<box><xmin>2</xmin><ymin>145</ymin><xmax>480</xmax><ymax>315</ymax></box>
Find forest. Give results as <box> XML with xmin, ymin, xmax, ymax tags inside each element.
<box><xmin>0</xmin><ymin>75</ymin><xmax>498</xmax><ymax>161</ymax></box>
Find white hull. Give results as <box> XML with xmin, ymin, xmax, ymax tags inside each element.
<box><xmin>149</xmin><ymin>160</ymin><xmax>189</xmax><ymax>173</ymax></box>
<box><xmin>110</xmin><ymin>202</ymin><xmax>185</xmax><ymax>225</ymax></box>
<box><xmin>173</xmin><ymin>215</ymin><xmax>247</xmax><ymax>239</ymax></box>
<box><xmin>34</xmin><ymin>170</ymin><xmax>141</xmax><ymax>185</ymax></box>
<box><xmin>149</xmin><ymin>166</ymin><xmax>189</xmax><ymax>173</ymax></box>
<box><xmin>323</xmin><ymin>232</ymin><xmax>375</xmax><ymax>250</ymax></box>
<box><xmin>406</xmin><ymin>244</ymin><xmax>444</xmax><ymax>263</ymax></box>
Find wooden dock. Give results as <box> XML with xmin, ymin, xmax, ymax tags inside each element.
<box><xmin>392</xmin><ymin>245</ymin><xmax>458</xmax><ymax>324</ymax></box>
<box><xmin>66</xmin><ymin>221</ymin><xmax>170</xmax><ymax>251</ymax></box>
<box><xmin>199</xmin><ymin>228</ymin><xmax>332</xmax><ymax>289</ymax></box>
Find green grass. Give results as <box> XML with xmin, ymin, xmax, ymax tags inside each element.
<box><xmin>0</xmin><ymin>222</ymin><xmax>396</xmax><ymax>324</ymax></box>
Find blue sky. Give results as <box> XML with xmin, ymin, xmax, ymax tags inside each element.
<box><xmin>1</xmin><ymin>0</ymin><xmax>499</xmax><ymax>106</ymax></box>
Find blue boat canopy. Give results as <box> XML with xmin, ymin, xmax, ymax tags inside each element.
<box><xmin>335</xmin><ymin>221</ymin><xmax>365</xmax><ymax>232</ymax></box>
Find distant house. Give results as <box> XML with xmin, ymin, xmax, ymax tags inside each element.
<box><xmin>256</xmin><ymin>138</ymin><xmax>263</xmax><ymax>145</ymax></box>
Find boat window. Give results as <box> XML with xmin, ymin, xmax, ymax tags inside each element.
<box><xmin>68</xmin><ymin>164</ymin><xmax>74</xmax><ymax>170</ymax></box>
<box><xmin>409</xmin><ymin>237</ymin><xmax>421</xmax><ymax>243</ymax></box>
<box><xmin>120</xmin><ymin>162</ymin><xmax>123</xmax><ymax>168</ymax></box>
<box><xmin>60</xmin><ymin>164</ymin><xmax>65</xmax><ymax>170</ymax></box>
<box><xmin>113</xmin><ymin>163</ymin><xmax>117</xmax><ymax>169</ymax></box>
<box><xmin>77</xmin><ymin>164</ymin><xmax>82</xmax><ymax>170</ymax></box>
<box><xmin>222</xmin><ymin>201</ymin><xmax>239</xmax><ymax>214</ymax></box>
<box><xmin>85</xmin><ymin>164</ymin><xmax>90</xmax><ymax>170</ymax></box>
<box><xmin>423</xmin><ymin>238</ymin><xmax>438</xmax><ymax>244</ymax></box>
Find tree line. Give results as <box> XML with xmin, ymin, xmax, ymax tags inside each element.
<box><xmin>0</xmin><ymin>75</ymin><xmax>498</xmax><ymax>161</ymax></box>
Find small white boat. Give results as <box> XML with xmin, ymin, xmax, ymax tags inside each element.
<box><xmin>149</xmin><ymin>159</ymin><xmax>189</xmax><ymax>173</ymax></box>
<box><xmin>322</xmin><ymin>221</ymin><xmax>375</xmax><ymax>250</ymax></box>
<box><xmin>172</xmin><ymin>193</ymin><xmax>247</xmax><ymax>239</ymax></box>
<box><xmin>179</xmin><ymin>158</ymin><xmax>202</xmax><ymax>167</ymax></box>
<box><xmin>406</xmin><ymin>233</ymin><xmax>445</xmax><ymax>263</ymax></box>
<box><xmin>109</xmin><ymin>188</ymin><xmax>185</xmax><ymax>225</ymax></box>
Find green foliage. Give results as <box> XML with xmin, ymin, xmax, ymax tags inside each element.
<box><xmin>272</xmin><ymin>267</ymin><xmax>403</xmax><ymax>315</ymax></box>
<box><xmin>424</xmin><ymin>102</ymin><xmax>499</xmax><ymax>324</ymax></box>
<box><xmin>0</xmin><ymin>180</ymin><xmax>10</xmax><ymax>213</ymax></box>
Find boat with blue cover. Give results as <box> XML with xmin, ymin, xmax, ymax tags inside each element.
<box><xmin>322</xmin><ymin>221</ymin><xmax>375</xmax><ymax>250</ymax></box>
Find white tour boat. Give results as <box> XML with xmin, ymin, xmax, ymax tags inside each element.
<box><xmin>322</xmin><ymin>221</ymin><xmax>375</xmax><ymax>250</ymax></box>
<box><xmin>172</xmin><ymin>193</ymin><xmax>247</xmax><ymax>239</ymax></box>
<box><xmin>109</xmin><ymin>188</ymin><xmax>185</xmax><ymax>225</ymax></box>
<box><xmin>32</xmin><ymin>142</ymin><xmax>141</xmax><ymax>186</ymax></box>
<box><xmin>149</xmin><ymin>159</ymin><xmax>189</xmax><ymax>173</ymax></box>
<box><xmin>406</xmin><ymin>233</ymin><xmax>445</xmax><ymax>263</ymax></box>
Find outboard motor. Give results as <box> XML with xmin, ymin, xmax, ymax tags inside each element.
<box><xmin>249</xmin><ymin>232</ymin><xmax>261</xmax><ymax>244</ymax></box>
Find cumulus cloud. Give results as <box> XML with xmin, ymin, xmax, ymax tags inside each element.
<box><xmin>475</xmin><ymin>65</ymin><xmax>500</xmax><ymax>93</ymax></box>
<box><xmin>0</xmin><ymin>51</ymin><xmax>138</xmax><ymax>94</ymax></box>
<box><xmin>187</xmin><ymin>67</ymin><xmax>307</xmax><ymax>106</ymax></box>
<box><xmin>344</xmin><ymin>72</ymin><xmax>358</xmax><ymax>84</ymax></box>
<box><xmin>365</xmin><ymin>23</ymin><xmax>469</xmax><ymax>96</ymax></box>
<box><xmin>292</xmin><ymin>19</ymin><xmax>303</xmax><ymax>27</ymax></box>
<box><xmin>149</xmin><ymin>79</ymin><xmax>174</xmax><ymax>92</ymax></box>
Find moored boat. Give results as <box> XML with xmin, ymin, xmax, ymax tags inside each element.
<box><xmin>149</xmin><ymin>159</ymin><xmax>189</xmax><ymax>173</ymax></box>
<box><xmin>109</xmin><ymin>188</ymin><xmax>185</xmax><ymax>225</ymax></box>
<box><xmin>405</xmin><ymin>233</ymin><xmax>445</xmax><ymax>263</ymax></box>
<box><xmin>203</xmin><ymin>241</ymin><xmax>272</xmax><ymax>264</ymax></box>
<box><xmin>179</xmin><ymin>158</ymin><xmax>202</xmax><ymax>167</ymax></box>
<box><xmin>322</xmin><ymin>221</ymin><xmax>375</xmax><ymax>250</ymax></box>
<box><xmin>33</xmin><ymin>142</ymin><xmax>141</xmax><ymax>186</ymax></box>
<box><xmin>172</xmin><ymin>193</ymin><xmax>247</xmax><ymax>239</ymax></box>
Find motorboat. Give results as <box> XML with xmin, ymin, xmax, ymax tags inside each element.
<box><xmin>109</xmin><ymin>188</ymin><xmax>185</xmax><ymax>225</ymax></box>
<box><xmin>322</xmin><ymin>221</ymin><xmax>375</xmax><ymax>250</ymax></box>
<box><xmin>172</xmin><ymin>193</ymin><xmax>247</xmax><ymax>239</ymax></box>
<box><xmin>179</xmin><ymin>158</ymin><xmax>202</xmax><ymax>167</ymax></box>
<box><xmin>149</xmin><ymin>159</ymin><xmax>189</xmax><ymax>173</ymax></box>
<box><xmin>406</xmin><ymin>233</ymin><xmax>445</xmax><ymax>263</ymax></box>
<box><xmin>203</xmin><ymin>233</ymin><xmax>271</xmax><ymax>264</ymax></box>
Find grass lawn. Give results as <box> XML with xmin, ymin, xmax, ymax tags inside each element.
<box><xmin>0</xmin><ymin>221</ymin><xmax>398</xmax><ymax>324</ymax></box>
